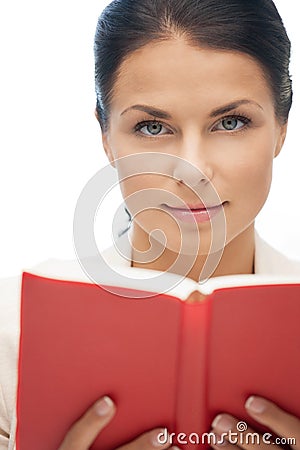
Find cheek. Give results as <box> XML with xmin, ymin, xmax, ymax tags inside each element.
<box><xmin>119</xmin><ymin>175</ymin><xmax>165</xmax><ymax>216</ymax></box>
<box><xmin>120</xmin><ymin>174</ymin><xmax>160</xmax><ymax>197</ymax></box>
<box><xmin>225</xmin><ymin>136</ymin><xmax>274</xmax><ymax>211</ymax></box>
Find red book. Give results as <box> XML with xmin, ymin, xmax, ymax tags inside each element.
<box><xmin>16</xmin><ymin>268</ymin><xmax>300</xmax><ymax>450</ymax></box>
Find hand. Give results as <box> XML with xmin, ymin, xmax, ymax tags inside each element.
<box><xmin>210</xmin><ymin>396</ymin><xmax>300</xmax><ymax>449</ymax></box>
<box><xmin>58</xmin><ymin>395</ymin><xmax>180</xmax><ymax>450</ymax></box>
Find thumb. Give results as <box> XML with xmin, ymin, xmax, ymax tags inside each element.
<box><xmin>58</xmin><ymin>396</ymin><xmax>116</xmax><ymax>450</ymax></box>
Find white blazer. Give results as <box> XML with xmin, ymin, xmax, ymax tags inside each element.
<box><xmin>0</xmin><ymin>229</ymin><xmax>300</xmax><ymax>450</ymax></box>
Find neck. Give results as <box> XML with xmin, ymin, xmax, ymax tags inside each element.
<box><xmin>131</xmin><ymin>223</ymin><xmax>256</xmax><ymax>282</ymax></box>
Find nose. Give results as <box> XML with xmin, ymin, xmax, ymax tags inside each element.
<box><xmin>172</xmin><ymin>136</ymin><xmax>213</xmax><ymax>188</ymax></box>
<box><xmin>173</xmin><ymin>159</ymin><xmax>211</xmax><ymax>187</ymax></box>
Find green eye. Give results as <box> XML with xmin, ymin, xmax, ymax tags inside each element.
<box><xmin>222</xmin><ymin>118</ymin><xmax>239</xmax><ymax>130</ymax></box>
<box><xmin>214</xmin><ymin>115</ymin><xmax>251</xmax><ymax>132</ymax></box>
<box><xmin>145</xmin><ymin>122</ymin><xmax>163</xmax><ymax>135</ymax></box>
<box><xmin>134</xmin><ymin>120</ymin><xmax>170</xmax><ymax>137</ymax></box>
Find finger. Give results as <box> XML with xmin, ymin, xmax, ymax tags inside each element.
<box><xmin>245</xmin><ymin>396</ymin><xmax>300</xmax><ymax>449</ymax></box>
<box><xmin>211</xmin><ymin>413</ymin><xmax>279</xmax><ymax>450</ymax></box>
<box><xmin>117</xmin><ymin>427</ymin><xmax>174</xmax><ymax>450</ymax></box>
<box><xmin>209</xmin><ymin>430</ymin><xmax>240</xmax><ymax>449</ymax></box>
<box><xmin>58</xmin><ymin>396</ymin><xmax>116</xmax><ymax>450</ymax></box>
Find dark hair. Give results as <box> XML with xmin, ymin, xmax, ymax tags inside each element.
<box><xmin>94</xmin><ymin>0</ymin><xmax>293</xmax><ymax>133</ymax></box>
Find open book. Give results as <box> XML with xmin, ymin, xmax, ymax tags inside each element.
<box><xmin>16</xmin><ymin>263</ymin><xmax>300</xmax><ymax>450</ymax></box>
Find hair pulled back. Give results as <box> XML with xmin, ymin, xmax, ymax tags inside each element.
<box><xmin>94</xmin><ymin>0</ymin><xmax>293</xmax><ymax>132</ymax></box>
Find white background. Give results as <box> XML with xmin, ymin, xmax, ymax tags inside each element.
<box><xmin>0</xmin><ymin>0</ymin><xmax>299</xmax><ymax>277</ymax></box>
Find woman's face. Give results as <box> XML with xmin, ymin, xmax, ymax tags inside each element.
<box><xmin>101</xmin><ymin>39</ymin><xmax>287</xmax><ymax>256</ymax></box>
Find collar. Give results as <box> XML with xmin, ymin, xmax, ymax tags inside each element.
<box><xmin>101</xmin><ymin>227</ymin><xmax>300</xmax><ymax>276</ymax></box>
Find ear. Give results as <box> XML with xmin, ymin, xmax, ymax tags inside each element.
<box><xmin>274</xmin><ymin>122</ymin><xmax>288</xmax><ymax>159</ymax></box>
<box><xmin>94</xmin><ymin>109</ymin><xmax>116</xmax><ymax>168</ymax></box>
<box><xmin>101</xmin><ymin>132</ymin><xmax>116</xmax><ymax>168</ymax></box>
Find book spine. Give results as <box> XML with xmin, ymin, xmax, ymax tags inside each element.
<box><xmin>174</xmin><ymin>299</ymin><xmax>211</xmax><ymax>450</ymax></box>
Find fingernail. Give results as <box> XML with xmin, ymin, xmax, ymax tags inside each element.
<box><xmin>245</xmin><ymin>396</ymin><xmax>267</xmax><ymax>414</ymax></box>
<box><xmin>94</xmin><ymin>396</ymin><xmax>114</xmax><ymax>416</ymax></box>
<box><xmin>215</xmin><ymin>434</ymin><xmax>228</xmax><ymax>447</ymax></box>
<box><xmin>212</xmin><ymin>414</ymin><xmax>234</xmax><ymax>432</ymax></box>
<box><xmin>151</xmin><ymin>428</ymin><xmax>169</xmax><ymax>447</ymax></box>
<box><xmin>170</xmin><ymin>447</ymin><xmax>181</xmax><ymax>450</ymax></box>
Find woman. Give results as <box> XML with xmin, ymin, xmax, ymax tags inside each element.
<box><xmin>1</xmin><ymin>0</ymin><xmax>300</xmax><ymax>449</ymax></box>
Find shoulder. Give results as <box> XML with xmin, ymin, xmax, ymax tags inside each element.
<box><xmin>0</xmin><ymin>275</ymin><xmax>22</xmax><ymax>387</ymax></box>
<box><xmin>0</xmin><ymin>255</ymin><xmax>92</xmax><ymax>331</ymax></box>
<box><xmin>254</xmin><ymin>230</ymin><xmax>300</xmax><ymax>275</ymax></box>
<box><xmin>0</xmin><ymin>247</ymin><xmax>121</xmax><ymax>369</ymax></box>
<box><xmin>0</xmin><ymin>273</ymin><xmax>22</xmax><ymax>447</ymax></box>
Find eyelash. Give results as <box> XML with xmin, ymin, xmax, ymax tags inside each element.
<box><xmin>133</xmin><ymin>113</ymin><xmax>252</xmax><ymax>138</ymax></box>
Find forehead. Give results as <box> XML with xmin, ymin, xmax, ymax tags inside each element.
<box><xmin>110</xmin><ymin>39</ymin><xmax>273</xmax><ymax>113</ymax></box>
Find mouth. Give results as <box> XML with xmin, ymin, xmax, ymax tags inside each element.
<box><xmin>161</xmin><ymin>202</ymin><xmax>227</xmax><ymax>224</ymax></box>
<box><xmin>162</xmin><ymin>202</ymin><xmax>226</xmax><ymax>211</ymax></box>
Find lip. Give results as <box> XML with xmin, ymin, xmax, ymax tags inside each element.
<box><xmin>166</xmin><ymin>202</ymin><xmax>220</xmax><ymax>210</ymax></box>
<box><xmin>162</xmin><ymin>202</ymin><xmax>226</xmax><ymax>224</ymax></box>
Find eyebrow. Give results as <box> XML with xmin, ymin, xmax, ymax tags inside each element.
<box><xmin>120</xmin><ymin>99</ymin><xmax>263</xmax><ymax>119</ymax></box>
